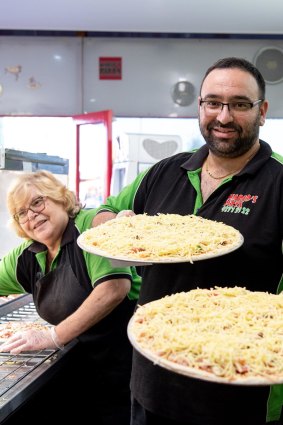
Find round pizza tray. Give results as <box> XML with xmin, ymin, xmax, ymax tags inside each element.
<box><xmin>127</xmin><ymin>315</ymin><xmax>283</xmax><ymax>386</ymax></box>
<box><xmin>77</xmin><ymin>232</ymin><xmax>244</xmax><ymax>267</ymax></box>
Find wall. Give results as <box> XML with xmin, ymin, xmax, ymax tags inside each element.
<box><xmin>0</xmin><ymin>37</ymin><xmax>82</xmax><ymax>115</ymax></box>
<box><xmin>0</xmin><ymin>36</ymin><xmax>282</xmax><ymax>117</ymax></box>
<box><xmin>83</xmin><ymin>37</ymin><xmax>283</xmax><ymax>118</ymax></box>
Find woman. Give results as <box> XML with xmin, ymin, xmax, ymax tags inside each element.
<box><xmin>0</xmin><ymin>170</ymin><xmax>141</xmax><ymax>424</ymax></box>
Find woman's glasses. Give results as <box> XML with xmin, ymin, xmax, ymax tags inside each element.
<box><xmin>14</xmin><ymin>196</ymin><xmax>46</xmax><ymax>224</ymax></box>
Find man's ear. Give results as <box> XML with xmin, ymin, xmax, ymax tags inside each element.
<box><xmin>259</xmin><ymin>100</ymin><xmax>269</xmax><ymax>126</ymax></box>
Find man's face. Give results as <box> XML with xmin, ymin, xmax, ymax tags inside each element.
<box><xmin>198</xmin><ymin>68</ymin><xmax>268</xmax><ymax>158</ymax></box>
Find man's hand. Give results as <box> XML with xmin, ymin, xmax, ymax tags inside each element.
<box><xmin>116</xmin><ymin>210</ymin><xmax>135</xmax><ymax>218</ymax></box>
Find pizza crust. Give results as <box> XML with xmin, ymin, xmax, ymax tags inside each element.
<box><xmin>129</xmin><ymin>342</ymin><xmax>282</xmax><ymax>385</ymax></box>
<box><xmin>78</xmin><ymin>214</ymin><xmax>244</xmax><ymax>264</ymax></box>
<box><xmin>128</xmin><ymin>287</ymin><xmax>283</xmax><ymax>385</ymax></box>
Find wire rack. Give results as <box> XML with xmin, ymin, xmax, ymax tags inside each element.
<box><xmin>0</xmin><ymin>296</ymin><xmax>56</xmax><ymax>398</ymax></box>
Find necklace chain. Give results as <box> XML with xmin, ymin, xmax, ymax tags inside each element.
<box><xmin>205</xmin><ymin>146</ymin><xmax>260</xmax><ymax>180</ymax></box>
<box><xmin>205</xmin><ymin>162</ymin><xmax>242</xmax><ymax>180</ymax></box>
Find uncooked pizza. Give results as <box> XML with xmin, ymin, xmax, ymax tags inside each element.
<box><xmin>0</xmin><ymin>321</ymin><xmax>47</xmax><ymax>341</ymax></box>
<box><xmin>78</xmin><ymin>214</ymin><xmax>243</xmax><ymax>263</ymax></box>
<box><xmin>127</xmin><ymin>287</ymin><xmax>283</xmax><ymax>385</ymax></box>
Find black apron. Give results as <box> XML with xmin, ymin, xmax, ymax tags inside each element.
<box><xmin>32</xmin><ymin>246</ymin><xmax>135</xmax><ymax>425</ymax></box>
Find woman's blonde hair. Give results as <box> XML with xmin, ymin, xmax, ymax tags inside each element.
<box><xmin>7</xmin><ymin>170</ymin><xmax>82</xmax><ymax>238</ymax></box>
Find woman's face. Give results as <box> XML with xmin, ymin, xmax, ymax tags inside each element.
<box><xmin>15</xmin><ymin>186</ymin><xmax>69</xmax><ymax>247</ymax></box>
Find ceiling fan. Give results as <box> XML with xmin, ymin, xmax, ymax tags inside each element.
<box><xmin>254</xmin><ymin>46</ymin><xmax>283</xmax><ymax>84</ymax></box>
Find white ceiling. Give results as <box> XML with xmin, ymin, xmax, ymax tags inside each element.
<box><xmin>1</xmin><ymin>0</ymin><xmax>283</xmax><ymax>35</ymax></box>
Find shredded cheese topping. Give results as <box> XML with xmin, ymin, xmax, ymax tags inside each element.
<box><xmin>129</xmin><ymin>287</ymin><xmax>283</xmax><ymax>383</ymax></box>
<box><xmin>81</xmin><ymin>214</ymin><xmax>243</xmax><ymax>262</ymax></box>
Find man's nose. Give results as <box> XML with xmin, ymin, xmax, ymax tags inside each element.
<box><xmin>216</xmin><ymin>104</ymin><xmax>234</xmax><ymax>124</ymax></box>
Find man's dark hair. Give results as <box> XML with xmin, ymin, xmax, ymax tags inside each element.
<box><xmin>200</xmin><ymin>57</ymin><xmax>266</xmax><ymax>100</ymax></box>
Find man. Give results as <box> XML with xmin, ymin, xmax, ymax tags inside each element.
<box><xmin>93</xmin><ymin>57</ymin><xmax>283</xmax><ymax>425</ymax></box>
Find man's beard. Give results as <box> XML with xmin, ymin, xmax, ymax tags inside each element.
<box><xmin>199</xmin><ymin>114</ymin><xmax>261</xmax><ymax>158</ymax></box>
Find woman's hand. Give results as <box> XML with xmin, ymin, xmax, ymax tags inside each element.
<box><xmin>0</xmin><ymin>277</ymin><xmax>131</xmax><ymax>356</ymax></box>
<box><xmin>0</xmin><ymin>327</ymin><xmax>61</xmax><ymax>354</ymax></box>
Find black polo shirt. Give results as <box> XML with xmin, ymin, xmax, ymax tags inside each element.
<box><xmin>97</xmin><ymin>139</ymin><xmax>283</xmax><ymax>424</ymax></box>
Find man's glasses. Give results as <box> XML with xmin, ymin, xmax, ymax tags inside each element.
<box><xmin>199</xmin><ymin>99</ymin><xmax>263</xmax><ymax>115</ymax></box>
<box><xmin>14</xmin><ymin>196</ymin><xmax>46</xmax><ymax>224</ymax></box>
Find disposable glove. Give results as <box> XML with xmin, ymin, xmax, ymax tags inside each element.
<box><xmin>116</xmin><ymin>210</ymin><xmax>135</xmax><ymax>218</ymax></box>
<box><xmin>0</xmin><ymin>326</ymin><xmax>64</xmax><ymax>354</ymax></box>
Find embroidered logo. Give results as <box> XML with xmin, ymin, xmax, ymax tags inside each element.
<box><xmin>221</xmin><ymin>194</ymin><xmax>258</xmax><ymax>215</ymax></box>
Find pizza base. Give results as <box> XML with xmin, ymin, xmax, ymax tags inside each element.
<box><xmin>77</xmin><ymin>242</ymin><xmax>244</xmax><ymax>266</ymax></box>
<box><xmin>78</xmin><ymin>214</ymin><xmax>244</xmax><ymax>264</ymax></box>
<box><xmin>128</xmin><ymin>325</ymin><xmax>283</xmax><ymax>386</ymax></box>
<box><xmin>128</xmin><ymin>287</ymin><xmax>283</xmax><ymax>386</ymax></box>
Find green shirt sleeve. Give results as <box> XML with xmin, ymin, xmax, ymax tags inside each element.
<box><xmin>75</xmin><ymin>209</ymin><xmax>141</xmax><ymax>300</ymax></box>
<box><xmin>0</xmin><ymin>242</ymin><xmax>30</xmax><ymax>296</ymax></box>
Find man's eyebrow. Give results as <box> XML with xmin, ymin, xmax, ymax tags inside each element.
<box><xmin>202</xmin><ymin>94</ymin><xmax>252</xmax><ymax>101</ymax></box>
